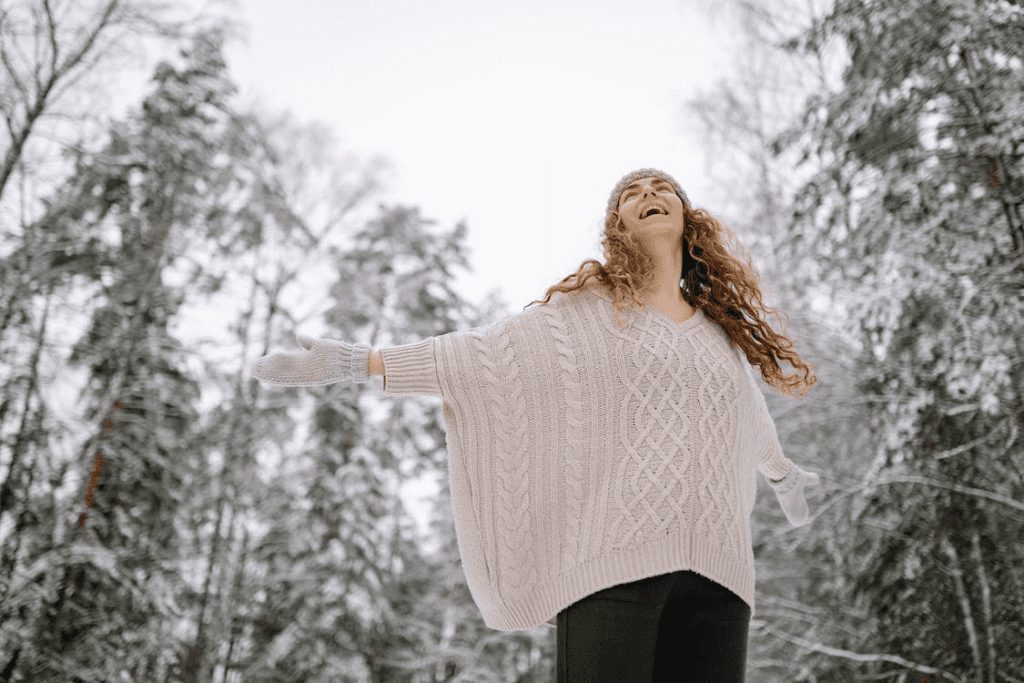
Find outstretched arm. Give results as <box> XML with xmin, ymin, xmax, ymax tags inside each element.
<box><xmin>746</xmin><ymin>360</ymin><xmax>821</xmax><ymax>527</ymax></box>
<box><xmin>251</xmin><ymin>332</ymin><xmax>444</xmax><ymax>399</ymax></box>
<box><xmin>251</xmin><ymin>333</ymin><xmax>371</xmax><ymax>386</ymax></box>
<box><xmin>759</xmin><ymin>432</ymin><xmax>820</xmax><ymax>527</ymax></box>
<box><xmin>254</xmin><ymin>314</ymin><xmax>516</xmax><ymax>402</ymax></box>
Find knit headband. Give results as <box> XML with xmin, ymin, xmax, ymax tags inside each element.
<box><xmin>606</xmin><ymin>167</ymin><xmax>691</xmax><ymax>218</ymax></box>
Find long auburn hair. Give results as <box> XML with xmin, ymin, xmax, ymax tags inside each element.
<box><xmin>524</xmin><ymin>201</ymin><xmax>817</xmax><ymax>397</ymax></box>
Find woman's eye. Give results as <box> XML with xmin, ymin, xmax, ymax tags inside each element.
<box><xmin>623</xmin><ymin>184</ymin><xmax>669</xmax><ymax>202</ymax></box>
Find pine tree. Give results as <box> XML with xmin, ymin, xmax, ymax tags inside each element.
<box><xmin>777</xmin><ymin>0</ymin><xmax>1022</xmax><ymax>676</ymax></box>
<box><xmin>0</xmin><ymin>26</ymin><xmax>247</xmax><ymax>680</ymax></box>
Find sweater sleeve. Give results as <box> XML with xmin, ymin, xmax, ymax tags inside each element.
<box><xmin>379</xmin><ymin>312</ymin><xmax>523</xmax><ymax>402</ymax></box>
<box><xmin>739</xmin><ymin>349</ymin><xmax>798</xmax><ymax>482</ymax></box>
<box><xmin>757</xmin><ymin>412</ymin><xmax>797</xmax><ymax>483</ymax></box>
<box><xmin>379</xmin><ymin>337</ymin><xmax>443</xmax><ymax>397</ymax></box>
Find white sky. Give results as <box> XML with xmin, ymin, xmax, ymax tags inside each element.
<box><xmin>218</xmin><ymin>0</ymin><xmax>737</xmax><ymax>310</ymax></box>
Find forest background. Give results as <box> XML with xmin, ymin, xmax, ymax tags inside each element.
<box><xmin>0</xmin><ymin>0</ymin><xmax>1022</xmax><ymax>680</ymax></box>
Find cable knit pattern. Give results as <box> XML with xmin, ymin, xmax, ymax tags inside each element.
<box><xmin>378</xmin><ymin>284</ymin><xmax>806</xmax><ymax>631</ymax></box>
<box><xmin>472</xmin><ymin>320</ymin><xmax>538</xmax><ymax>599</ymax></box>
<box><xmin>539</xmin><ymin>302</ymin><xmax>586</xmax><ymax>570</ymax></box>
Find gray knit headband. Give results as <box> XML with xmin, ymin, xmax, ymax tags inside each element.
<box><xmin>606</xmin><ymin>167</ymin><xmax>691</xmax><ymax>218</ymax></box>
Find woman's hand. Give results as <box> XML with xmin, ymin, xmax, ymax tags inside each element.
<box><xmin>252</xmin><ymin>332</ymin><xmax>372</xmax><ymax>386</ymax></box>
<box><xmin>768</xmin><ymin>465</ymin><xmax>821</xmax><ymax>527</ymax></box>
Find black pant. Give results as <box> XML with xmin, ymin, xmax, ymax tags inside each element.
<box><xmin>555</xmin><ymin>569</ymin><xmax>750</xmax><ymax>682</ymax></box>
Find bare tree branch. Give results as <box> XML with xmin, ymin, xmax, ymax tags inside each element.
<box><xmin>0</xmin><ymin>0</ymin><xmax>179</xmax><ymax>204</ymax></box>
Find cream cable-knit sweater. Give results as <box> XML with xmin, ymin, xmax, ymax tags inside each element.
<box><xmin>378</xmin><ymin>284</ymin><xmax>801</xmax><ymax>630</ymax></box>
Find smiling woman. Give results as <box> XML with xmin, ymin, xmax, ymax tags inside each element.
<box><xmin>617</xmin><ymin>175</ymin><xmax>685</xmax><ymax>233</ymax></box>
<box><xmin>526</xmin><ymin>167</ymin><xmax>817</xmax><ymax>400</ymax></box>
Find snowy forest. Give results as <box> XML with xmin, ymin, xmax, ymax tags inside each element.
<box><xmin>0</xmin><ymin>0</ymin><xmax>1022</xmax><ymax>681</ymax></box>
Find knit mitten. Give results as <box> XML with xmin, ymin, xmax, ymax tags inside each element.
<box><xmin>252</xmin><ymin>332</ymin><xmax>371</xmax><ymax>386</ymax></box>
<box><xmin>767</xmin><ymin>465</ymin><xmax>821</xmax><ymax>527</ymax></box>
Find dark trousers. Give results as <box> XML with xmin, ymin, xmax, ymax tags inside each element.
<box><xmin>555</xmin><ymin>569</ymin><xmax>751</xmax><ymax>682</ymax></box>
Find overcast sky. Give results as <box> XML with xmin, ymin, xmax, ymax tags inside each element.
<box><xmin>214</xmin><ymin>0</ymin><xmax>737</xmax><ymax>311</ymax></box>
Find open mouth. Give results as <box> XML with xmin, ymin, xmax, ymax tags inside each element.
<box><xmin>641</xmin><ymin>206</ymin><xmax>667</xmax><ymax>219</ymax></box>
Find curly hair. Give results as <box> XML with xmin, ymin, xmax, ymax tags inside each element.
<box><xmin>523</xmin><ymin>200</ymin><xmax>817</xmax><ymax>398</ymax></box>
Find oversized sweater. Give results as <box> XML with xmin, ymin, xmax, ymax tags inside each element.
<box><xmin>377</xmin><ymin>284</ymin><xmax>802</xmax><ymax>631</ymax></box>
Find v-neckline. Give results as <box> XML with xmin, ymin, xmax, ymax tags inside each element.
<box><xmin>645</xmin><ymin>304</ymin><xmax>704</xmax><ymax>330</ymax></box>
<box><xmin>585</xmin><ymin>284</ymin><xmax>705</xmax><ymax>331</ymax></box>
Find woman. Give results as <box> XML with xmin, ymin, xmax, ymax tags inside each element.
<box><xmin>252</xmin><ymin>167</ymin><xmax>821</xmax><ymax>682</ymax></box>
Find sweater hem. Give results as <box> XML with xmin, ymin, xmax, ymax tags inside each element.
<box><xmin>475</xmin><ymin>528</ymin><xmax>756</xmax><ymax>631</ymax></box>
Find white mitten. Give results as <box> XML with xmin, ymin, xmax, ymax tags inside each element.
<box><xmin>768</xmin><ymin>465</ymin><xmax>821</xmax><ymax>527</ymax></box>
<box><xmin>252</xmin><ymin>332</ymin><xmax>371</xmax><ymax>386</ymax></box>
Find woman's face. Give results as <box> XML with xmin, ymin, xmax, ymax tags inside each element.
<box><xmin>616</xmin><ymin>176</ymin><xmax>685</xmax><ymax>238</ymax></box>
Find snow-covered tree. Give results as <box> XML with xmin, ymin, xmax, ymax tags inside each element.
<box><xmin>689</xmin><ymin>0</ymin><xmax>1024</xmax><ymax>678</ymax></box>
